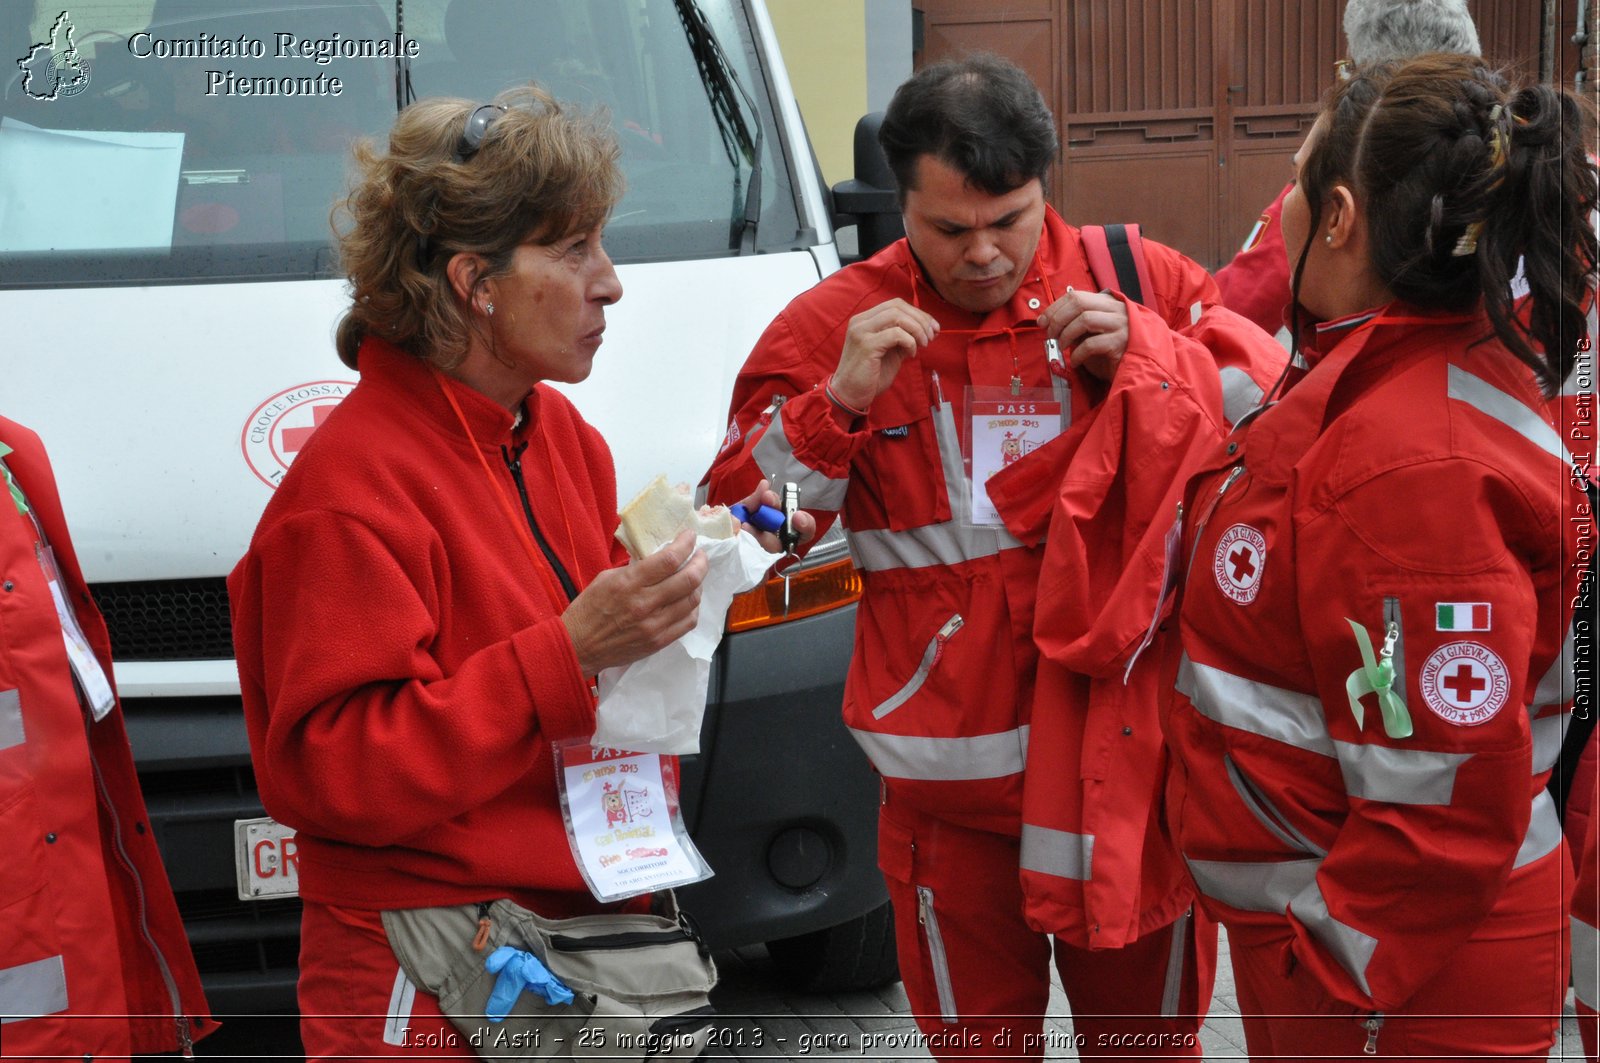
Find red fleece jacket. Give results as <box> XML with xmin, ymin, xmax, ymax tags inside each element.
<box><xmin>229</xmin><ymin>338</ymin><xmax>626</xmax><ymax>914</ymax></box>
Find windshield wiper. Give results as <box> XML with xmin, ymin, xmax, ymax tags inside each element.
<box><xmin>672</xmin><ymin>0</ymin><xmax>763</xmax><ymax>253</ymax></box>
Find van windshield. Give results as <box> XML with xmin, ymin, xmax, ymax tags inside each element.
<box><xmin>0</xmin><ymin>0</ymin><xmax>802</xmax><ymax>288</ymax></box>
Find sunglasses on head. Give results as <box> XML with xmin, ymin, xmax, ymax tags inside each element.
<box><xmin>455</xmin><ymin>103</ymin><xmax>507</xmax><ymax>163</ymax></box>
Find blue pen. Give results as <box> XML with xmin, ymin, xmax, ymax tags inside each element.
<box><xmin>729</xmin><ymin>502</ymin><xmax>785</xmax><ymax>533</ymax></box>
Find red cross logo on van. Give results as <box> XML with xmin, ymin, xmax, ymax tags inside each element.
<box><xmin>240</xmin><ymin>381</ymin><xmax>357</xmax><ymax>489</ymax></box>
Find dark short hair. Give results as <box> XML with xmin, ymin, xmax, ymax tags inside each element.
<box><xmin>877</xmin><ymin>53</ymin><xmax>1059</xmax><ymax>198</ymax></box>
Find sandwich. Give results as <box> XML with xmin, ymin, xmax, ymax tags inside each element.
<box><xmin>616</xmin><ymin>475</ymin><xmax>738</xmax><ymax>559</ymax></box>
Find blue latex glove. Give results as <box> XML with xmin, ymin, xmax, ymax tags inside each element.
<box><xmin>483</xmin><ymin>946</ymin><xmax>574</xmax><ymax>1022</ymax></box>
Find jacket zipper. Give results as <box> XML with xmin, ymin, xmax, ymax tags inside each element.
<box><xmin>1363</xmin><ymin>1012</ymin><xmax>1384</xmax><ymax>1054</ymax></box>
<box><xmin>548</xmin><ymin>928</ymin><xmax>693</xmax><ymax>951</ymax></box>
<box><xmin>916</xmin><ymin>886</ymin><xmax>959</xmax><ymax>1023</ymax></box>
<box><xmin>1125</xmin><ymin>500</ymin><xmax>1184</xmax><ymax>680</ymax></box>
<box><xmin>502</xmin><ymin>443</ymin><xmax>578</xmax><ymax>602</ymax></box>
<box><xmin>1184</xmin><ymin>464</ymin><xmax>1246</xmax><ymax>575</ymax></box>
<box><xmin>88</xmin><ymin>734</ymin><xmax>193</xmax><ymax>1057</ymax></box>
<box><xmin>1383</xmin><ymin>596</ymin><xmax>1406</xmax><ymax>698</ymax></box>
<box><xmin>872</xmin><ymin>615</ymin><xmax>964</xmax><ymax>719</ymax></box>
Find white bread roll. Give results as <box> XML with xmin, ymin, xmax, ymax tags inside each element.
<box><xmin>616</xmin><ymin>474</ymin><xmax>737</xmax><ymax>559</ymax></box>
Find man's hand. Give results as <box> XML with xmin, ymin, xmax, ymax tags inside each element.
<box><xmin>735</xmin><ymin>478</ymin><xmax>817</xmax><ymax>556</ymax></box>
<box><xmin>828</xmin><ymin>298</ymin><xmax>940</xmax><ymax>413</ymax></box>
<box><xmin>562</xmin><ymin>530</ymin><xmax>708</xmax><ymax>674</ymax></box>
<box><xmin>1037</xmin><ymin>288</ymin><xmax>1130</xmax><ymax>382</ymax></box>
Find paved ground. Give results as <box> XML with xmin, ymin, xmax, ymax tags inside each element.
<box><xmin>708</xmin><ymin>929</ymin><xmax>1590</xmax><ymax>1061</ymax></box>
<box><xmin>186</xmin><ymin>929</ymin><xmax>1588</xmax><ymax>1060</ymax></box>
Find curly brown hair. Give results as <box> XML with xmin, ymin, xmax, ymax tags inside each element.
<box><xmin>333</xmin><ymin>84</ymin><xmax>623</xmax><ymax>370</ymax></box>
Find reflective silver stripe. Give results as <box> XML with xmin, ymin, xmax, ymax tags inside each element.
<box><xmin>1447</xmin><ymin>364</ymin><xmax>1572</xmax><ymax>464</ymax></box>
<box><xmin>1219</xmin><ymin>366</ymin><xmax>1265</xmax><ymax>425</ymax></box>
<box><xmin>1533</xmin><ymin>622</ymin><xmax>1577</xmax><ymax>707</ymax></box>
<box><xmin>1573</xmin><ymin>915</ymin><xmax>1599</xmax><ymax>1010</ymax></box>
<box><xmin>1019</xmin><ymin>823</ymin><xmax>1093</xmax><ymax>881</ymax></box>
<box><xmin>381</xmin><ymin>966</ymin><xmax>416</xmax><ymax>1046</ymax></box>
<box><xmin>1223</xmin><ymin>755</ymin><xmax>1325</xmax><ymax>856</ymax></box>
<box><xmin>847</xmin><ymin>522</ymin><xmax>1022</xmax><ymax>571</ymax></box>
<box><xmin>918</xmin><ymin>886</ymin><xmax>959</xmax><ymax>1022</ymax></box>
<box><xmin>1292</xmin><ymin>881</ymin><xmax>1379</xmax><ymax>997</ymax></box>
<box><xmin>845</xmin><ymin>401</ymin><xmax>1024</xmax><ymax>571</ymax></box>
<box><xmin>848</xmin><ymin>726</ymin><xmax>1028</xmax><ymax>781</ymax></box>
<box><xmin>1176</xmin><ymin>655</ymin><xmax>1335</xmax><ymax>757</ymax></box>
<box><xmin>1333</xmin><ymin>741</ymin><xmax>1471</xmax><ymax>805</ymax></box>
<box><xmin>1514</xmin><ymin>789</ymin><xmax>1563</xmax><ymax>869</ymax></box>
<box><xmin>873</xmin><ymin>615</ymin><xmax>962</xmax><ymax>719</ymax></box>
<box><xmin>750</xmin><ymin>407</ymin><xmax>850</xmax><ymax>511</ymax></box>
<box><xmin>1530</xmin><ymin>712</ymin><xmax>1571</xmax><ymax>775</ymax></box>
<box><xmin>0</xmin><ymin>688</ymin><xmax>22</xmax><ymax>752</ymax></box>
<box><xmin>1160</xmin><ymin>908</ymin><xmax>1189</xmax><ymax>1017</ymax></box>
<box><xmin>1185</xmin><ymin>856</ymin><xmax>1320</xmax><ymax>914</ymax></box>
<box><xmin>0</xmin><ymin>955</ymin><xmax>68</xmax><ymax>1023</ymax></box>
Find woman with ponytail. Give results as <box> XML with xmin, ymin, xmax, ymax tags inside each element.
<box><xmin>1159</xmin><ymin>54</ymin><xmax>1595</xmax><ymax>1058</ymax></box>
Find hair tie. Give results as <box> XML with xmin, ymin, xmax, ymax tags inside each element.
<box><xmin>1451</xmin><ymin>220</ymin><xmax>1484</xmax><ymax>257</ymax></box>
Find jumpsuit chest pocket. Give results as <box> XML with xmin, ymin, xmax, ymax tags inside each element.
<box><xmin>849</xmin><ymin>366</ymin><xmax>949</xmax><ymax>531</ymax></box>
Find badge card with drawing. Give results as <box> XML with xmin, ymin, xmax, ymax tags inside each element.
<box><xmin>554</xmin><ymin>740</ymin><xmax>712</xmax><ymax>902</ymax></box>
<box><xmin>964</xmin><ymin>386</ymin><xmax>1063</xmax><ymax>526</ymax></box>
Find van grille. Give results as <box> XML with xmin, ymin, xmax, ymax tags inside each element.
<box><xmin>89</xmin><ymin>578</ymin><xmax>234</xmax><ymax>660</ymax></box>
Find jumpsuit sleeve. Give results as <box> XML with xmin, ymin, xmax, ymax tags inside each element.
<box><xmin>701</xmin><ymin>308</ymin><xmax>874</xmax><ymax>547</ymax></box>
<box><xmin>1213</xmin><ymin>183</ymin><xmax>1293</xmax><ymax>336</ymax></box>
<box><xmin>231</xmin><ymin>507</ymin><xmax>596</xmax><ymax>847</ymax></box>
<box><xmin>1289</xmin><ymin>455</ymin><xmax>1549</xmax><ymax>1012</ymax></box>
<box><xmin>1145</xmin><ymin>240</ymin><xmax>1287</xmax><ymax>428</ymax></box>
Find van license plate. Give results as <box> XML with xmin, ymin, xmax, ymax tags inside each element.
<box><xmin>234</xmin><ymin>817</ymin><xmax>300</xmax><ymax>901</ymax></box>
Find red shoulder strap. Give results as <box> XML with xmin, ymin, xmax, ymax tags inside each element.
<box><xmin>1079</xmin><ymin>223</ymin><xmax>1155</xmax><ymax>308</ymax></box>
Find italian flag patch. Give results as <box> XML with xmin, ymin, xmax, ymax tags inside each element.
<box><xmin>1436</xmin><ymin>602</ymin><xmax>1491</xmax><ymax>631</ymax></box>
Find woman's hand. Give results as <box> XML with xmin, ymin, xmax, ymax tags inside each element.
<box><xmin>562</xmin><ymin>530</ymin><xmax>708</xmax><ymax>674</ymax></box>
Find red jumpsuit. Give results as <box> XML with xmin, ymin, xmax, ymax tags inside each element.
<box><xmin>1214</xmin><ymin>183</ymin><xmax>1292</xmax><ymax>342</ymax></box>
<box><xmin>704</xmin><ymin>208</ymin><xmax>1280</xmax><ymax>1058</ymax></box>
<box><xmin>1162</xmin><ymin>306</ymin><xmax>1586</xmax><ymax>1060</ymax></box>
<box><xmin>1573</xmin><ymin>730</ymin><xmax>1598</xmax><ymax>1063</ymax></box>
<box><xmin>0</xmin><ymin>417</ymin><xmax>213</xmax><ymax>1060</ymax></box>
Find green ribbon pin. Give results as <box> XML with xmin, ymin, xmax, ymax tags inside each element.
<box><xmin>0</xmin><ymin>443</ymin><xmax>28</xmax><ymax>517</ymax></box>
<box><xmin>1344</xmin><ymin>618</ymin><xmax>1412</xmax><ymax>739</ymax></box>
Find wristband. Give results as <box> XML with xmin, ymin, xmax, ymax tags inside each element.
<box><xmin>823</xmin><ymin>375</ymin><xmax>870</xmax><ymax>420</ymax></box>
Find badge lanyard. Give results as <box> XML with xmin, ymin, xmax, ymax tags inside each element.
<box><xmin>433</xmin><ymin>369</ymin><xmax>576</xmax><ymax>615</ymax></box>
<box><xmin>0</xmin><ymin>446</ymin><xmax>116</xmax><ymax>719</ymax></box>
<box><xmin>904</xmin><ymin>260</ymin><xmax>1070</xmax><ymax>526</ymax></box>
<box><xmin>434</xmin><ymin>372</ymin><xmax>709</xmax><ymax>900</ymax></box>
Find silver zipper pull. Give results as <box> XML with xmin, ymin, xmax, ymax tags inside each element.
<box><xmin>1363</xmin><ymin>1013</ymin><xmax>1383</xmax><ymax>1054</ymax></box>
<box><xmin>1380</xmin><ymin>621</ymin><xmax>1398</xmax><ymax>662</ymax></box>
<box><xmin>936</xmin><ymin>616</ymin><xmax>965</xmax><ymax>642</ymax></box>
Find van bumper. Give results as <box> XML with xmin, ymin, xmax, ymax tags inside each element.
<box><xmin>676</xmin><ymin>601</ymin><xmax>884</xmax><ymax>948</ymax></box>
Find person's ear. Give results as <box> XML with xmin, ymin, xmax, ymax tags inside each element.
<box><xmin>1325</xmin><ymin>185</ymin><xmax>1360</xmax><ymax>250</ymax></box>
<box><xmin>446</xmin><ymin>252</ymin><xmax>491</xmax><ymax>313</ymax></box>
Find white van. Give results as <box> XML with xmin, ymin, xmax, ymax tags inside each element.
<box><xmin>2</xmin><ymin>0</ymin><xmax>893</xmax><ymax>1008</ymax></box>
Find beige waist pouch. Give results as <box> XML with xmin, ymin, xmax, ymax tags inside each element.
<box><xmin>382</xmin><ymin>894</ymin><xmax>718</xmax><ymax>1061</ymax></box>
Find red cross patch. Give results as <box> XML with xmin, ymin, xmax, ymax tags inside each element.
<box><xmin>1212</xmin><ymin>524</ymin><xmax>1267</xmax><ymax>604</ymax></box>
<box><xmin>1419</xmin><ymin>641</ymin><xmax>1510</xmax><ymax>726</ymax></box>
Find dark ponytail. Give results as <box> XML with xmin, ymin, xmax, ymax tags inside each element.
<box><xmin>1294</xmin><ymin>54</ymin><xmax>1596</xmax><ymax>395</ymax></box>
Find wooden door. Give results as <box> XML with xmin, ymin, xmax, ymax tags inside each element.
<box><xmin>913</xmin><ymin>1</ymin><xmax>1547</xmax><ymax>270</ymax></box>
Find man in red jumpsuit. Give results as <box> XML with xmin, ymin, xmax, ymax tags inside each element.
<box><xmin>703</xmin><ymin>55</ymin><xmax>1282</xmax><ymax>1058</ymax></box>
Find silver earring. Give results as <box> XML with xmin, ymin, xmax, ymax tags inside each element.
<box><xmin>485</xmin><ymin>302</ymin><xmax>495</xmax><ymax>315</ymax></box>
<box><xmin>1325</xmin><ymin>233</ymin><xmax>1333</xmax><ymax>244</ymax></box>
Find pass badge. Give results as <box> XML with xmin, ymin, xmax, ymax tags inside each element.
<box><xmin>554</xmin><ymin>741</ymin><xmax>711</xmax><ymax>902</ymax></box>
<box><xmin>968</xmin><ymin>393</ymin><xmax>1062</xmax><ymax>525</ymax></box>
